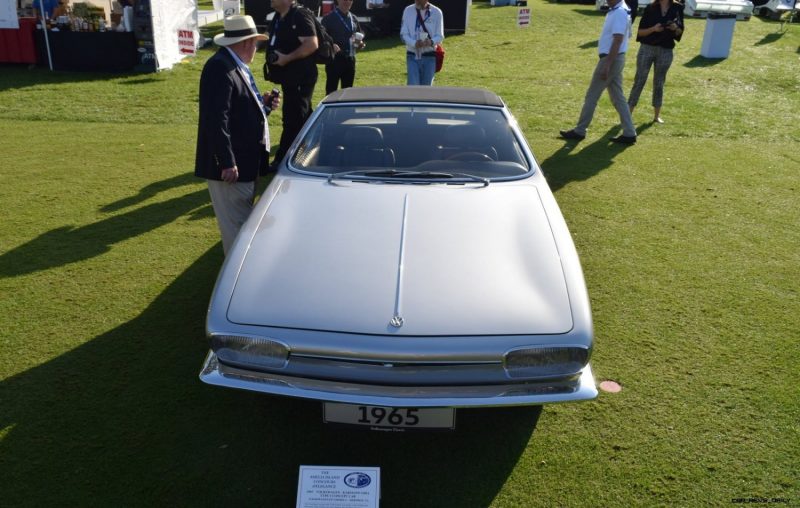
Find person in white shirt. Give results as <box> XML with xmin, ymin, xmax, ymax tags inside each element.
<box><xmin>560</xmin><ymin>0</ymin><xmax>637</xmax><ymax>144</ymax></box>
<box><xmin>400</xmin><ymin>0</ymin><xmax>444</xmax><ymax>86</ymax></box>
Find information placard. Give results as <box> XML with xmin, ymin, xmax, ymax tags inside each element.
<box><xmin>297</xmin><ymin>466</ymin><xmax>380</xmax><ymax>508</ymax></box>
<box><xmin>518</xmin><ymin>7</ymin><xmax>531</xmax><ymax>28</ymax></box>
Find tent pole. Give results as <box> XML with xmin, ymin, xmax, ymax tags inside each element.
<box><xmin>37</xmin><ymin>0</ymin><xmax>53</xmax><ymax>70</ymax></box>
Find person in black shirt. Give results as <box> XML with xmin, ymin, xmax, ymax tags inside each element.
<box><xmin>266</xmin><ymin>0</ymin><xmax>319</xmax><ymax>167</ymax></box>
<box><xmin>321</xmin><ymin>0</ymin><xmax>366</xmax><ymax>94</ymax></box>
<box><xmin>625</xmin><ymin>0</ymin><xmax>639</xmax><ymax>23</ymax></box>
<box><xmin>627</xmin><ymin>0</ymin><xmax>684</xmax><ymax>124</ymax></box>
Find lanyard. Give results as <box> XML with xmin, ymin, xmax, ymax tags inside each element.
<box><xmin>415</xmin><ymin>7</ymin><xmax>430</xmax><ymax>31</ymax></box>
<box><xmin>270</xmin><ymin>11</ymin><xmax>288</xmax><ymax>49</ymax></box>
<box><xmin>225</xmin><ymin>48</ymin><xmax>266</xmax><ymax>116</ymax></box>
<box><xmin>334</xmin><ymin>8</ymin><xmax>353</xmax><ymax>34</ymax></box>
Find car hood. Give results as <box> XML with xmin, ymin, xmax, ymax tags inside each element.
<box><xmin>227</xmin><ymin>178</ymin><xmax>573</xmax><ymax>336</ymax></box>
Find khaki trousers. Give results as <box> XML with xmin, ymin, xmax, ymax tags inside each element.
<box><xmin>574</xmin><ymin>54</ymin><xmax>637</xmax><ymax>138</ymax></box>
<box><xmin>207</xmin><ymin>180</ymin><xmax>256</xmax><ymax>255</ymax></box>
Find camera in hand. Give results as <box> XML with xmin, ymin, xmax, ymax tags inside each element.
<box><xmin>266</xmin><ymin>88</ymin><xmax>280</xmax><ymax>109</ymax></box>
<box><xmin>267</xmin><ymin>52</ymin><xmax>279</xmax><ymax>64</ymax></box>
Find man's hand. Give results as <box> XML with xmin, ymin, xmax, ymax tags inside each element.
<box><xmin>600</xmin><ymin>63</ymin><xmax>611</xmax><ymax>81</ymax></box>
<box><xmin>263</xmin><ymin>93</ymin><xmax>281</xmax><ymax>111</ymax></box>
<box><xmin>221</xmin><ymin>166</ymin><xmax>239</xmax><ymax>183</ymax></box>
<box><xmin>273</xmin><ymin>51</ymin><xmax>289</xmax><ymax>66</ymax></box>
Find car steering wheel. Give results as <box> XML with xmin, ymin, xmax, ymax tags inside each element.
<box><xmin>445</xmin><ymin>152</ymin><xmax>494</xmax><ymax>162</ymax></box>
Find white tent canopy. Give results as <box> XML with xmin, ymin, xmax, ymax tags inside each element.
<box><xmin>150</xmin><ymin>0</ymin><xmax>198</xmax><ymax>71</ymax></box>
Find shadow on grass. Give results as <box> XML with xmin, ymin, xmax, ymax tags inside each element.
<box><xmin>574</xmin><ymin>8</ymin><xmax>606</xmax><ymax>16</ymax></box>
<box><xmin>579</xmin><ymin>39</ymin><xmax>599</xmax><ymax>49</ymax></box>
<box><xmin>0</xmin><ymin>63</ymin><xmax>168</xmax><ymax>92</ymax></box>
<box><xmin>0</xmin><ymin>180</ymin><xmax>213</xmax><ymax>277</ymax></box>
<box><xmin>683</xmin><ymin>54</ymin><xmax>727</xmax><ymax>68</ymax></box>
<box><xmin>754</xmin><ymin>32</ymin><xmax>785</xmax><ymax>45</ymax></box>
<box><xmin>0</xmin><ymin>63</ymin><xmax>117</xmax><ymax>91</ymax></box>
<box><xmin>100</xmin><ymin>173</ymin><xmax>199</xmax><ymax>213</ymax></box>
<box><xmin>541</xmin><ymin>124</ymin><xmax>650</xmax><ymax>192</ymax></box>
<box><xmin>0</xmin><ymin>247</ymin><xmax>543</xmax><ymax>507</ymax></box>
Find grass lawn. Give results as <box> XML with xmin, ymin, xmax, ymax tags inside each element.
<box><xmin>0</xmin><ymin>2</ymin><xmax>798</xmax><ymax>506</ymax></box>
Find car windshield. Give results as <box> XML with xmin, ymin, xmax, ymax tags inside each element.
<box><xmin>290</xmin><ymin>105</ymin><xmax>531</xmax><ymax>180</ymax></box>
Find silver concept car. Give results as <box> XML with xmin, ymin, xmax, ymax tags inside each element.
<box><xmin>199</xmin><ymin>87</ymin><xmax>597</xmax><ymax>429</ymax></box>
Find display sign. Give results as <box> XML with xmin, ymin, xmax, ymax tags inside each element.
<box><xmin>518</xmin><ymin>7</ymin><xmax>531</xmax><ymax>28</ymax></box>
<box><xmin>297</xmin><ymin>466</ymin><xmax>380</xmax><ymax>508</ymax></box>
<box><xmin>223</xmin><ymin>0</ymin><xmax>241</xmax><ymax>17</ymax></box>
<box><xmin>178</xmin><ymin>29</ymin><xmax>195</xmax><ymax>55</ymax></box>
<box><xmin>0</xmin><ymin>0</ymin><xmax>19</xmax><ymax>29</ymax></box>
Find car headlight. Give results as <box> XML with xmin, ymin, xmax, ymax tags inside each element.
<box><xmin>210</xmin><ymin>334</ymin><xmax>289</xmax><ymax>370</ymax></box>
<box><xmin>503</xmin><ymin>346</ymin><xmax>589</xmax><ymax>379</ymax></box>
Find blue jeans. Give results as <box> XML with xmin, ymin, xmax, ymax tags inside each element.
<box><xmin>406</xmin><ymin>53</ymin><xmax>436</xmax><ymax>86</ymax></box>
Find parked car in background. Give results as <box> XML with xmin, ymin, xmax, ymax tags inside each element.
<box><xmin>751</xmin><ymin>0</ymin><xmax>797</xmax><ymax>19</ymax></box>
<box><xmin>199</xmin><ymin>87</ymin><xmax>597</xmax><ymax>431</ymax></box>
<box><xmin>684</xmin><ymin>0</ymin><xmax>754</xmax><ymax>20</ymax></box>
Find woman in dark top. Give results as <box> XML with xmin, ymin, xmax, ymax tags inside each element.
<box><xmin>627</xmin><ymin>0</ymin><xmax>684</xmax><ymax>124</ymax></box>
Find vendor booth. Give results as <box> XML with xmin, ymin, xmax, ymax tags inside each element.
<box><xmin>0</xmin><ymin>14</ymin><xmax>37</xmax><ymax>63</ymax></box>
<box><xmin>1</xmin><ymin>0</ymin><xmax>204</xmax><ymax>71</ymax></box>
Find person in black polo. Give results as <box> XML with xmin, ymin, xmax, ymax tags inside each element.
<box><xmin>266</xmin><ymin>0</ymin><xmax>319</xmax><ymax>168</ymax></box>
<box><xmin>321</xmin><ymin>0</ymin><xmax>366</xmax><ymax>95</ymax></box>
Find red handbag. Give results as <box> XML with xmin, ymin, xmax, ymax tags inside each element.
<box><xmin>434</xmin><ymin>43</ymin><xmax>445</xmax><ymax>73</ymax></box>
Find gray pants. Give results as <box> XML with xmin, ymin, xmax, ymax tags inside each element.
<box><xmin>573</xmin><ymin>54</ymin><xmax>637</xmax><ymax>138</ymax></box>
<box><xmin>628</xmin><ymin>44</ymin><xmax>673</xmax><ymax>109</ymax></box>
<box><xmin>207</xmin><ymin>180</ymin><xmax>256</xmax><ymax>255</ymax></box>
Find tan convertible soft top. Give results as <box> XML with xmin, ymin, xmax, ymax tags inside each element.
<box><xmin>322</xmin><ymin>86</ymin><xmax>505</xmax><ymax>107</ymax></box>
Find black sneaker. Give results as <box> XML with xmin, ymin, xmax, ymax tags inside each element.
<box><xmin>559</xmin><ymin>129</ymin><xmax>585</xmax><ymax>141</ymax></box>
<box><xmin>610</xmin><ymin>135</ymin><xmax>637</xmax><ymax>145</ymax></box>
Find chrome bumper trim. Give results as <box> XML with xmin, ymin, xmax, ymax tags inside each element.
<box><xmin>199</xmin><ymin>351</ymin><xmax>598</xmax><ymax>407</ymax></box>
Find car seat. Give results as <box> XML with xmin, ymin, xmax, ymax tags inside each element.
<box><xmin>337</xmin><ymin>126</ymin><xmax>396</xmax><ymax>167</ymax></box>
<box><xmin>434</xmin><ymin>124</ymin><xmax>498</xmax><ymax>162</ymax></box>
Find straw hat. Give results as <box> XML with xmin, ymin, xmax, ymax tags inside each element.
<box><xmin>213</xmin><ymin>15</ymin><xmax>267</xmax><ymax>47</ymax></box>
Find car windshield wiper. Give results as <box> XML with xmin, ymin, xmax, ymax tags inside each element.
<box><xmin>328</xmin><ymin>169</ymin><xmax>407</xmax><ymax>183</ymax></box>
<box><xmin>417</xmin><ymin>171</ymin><xmax>490</xmax><ymax>187</ymax></box>
<box><xmin>328</xmin><ymin>169</ymin><xmax>489</xmax><ymax>187</ymax></box>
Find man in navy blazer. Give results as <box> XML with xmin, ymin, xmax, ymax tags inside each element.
<box><xmin>195</xmin><ymin>15</ymin><xmax>279</xmax><ymax>255</ymax></box>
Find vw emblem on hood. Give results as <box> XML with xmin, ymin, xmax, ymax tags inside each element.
<box><xmin>390</xmin><ymin>316</ymin><xmax>404</xmax><ymax>328</ymax></box>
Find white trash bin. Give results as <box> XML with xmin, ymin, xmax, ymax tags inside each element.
<box><xmin>700</xmin><ymin>14</ymin><xmax>737</xmax><ymax>58</ymax></box>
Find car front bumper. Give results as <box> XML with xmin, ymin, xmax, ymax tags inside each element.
<box><xmin>199</xmin><ymin>351</ymin><xmax>598</xmax><ymax>408</ymax></box>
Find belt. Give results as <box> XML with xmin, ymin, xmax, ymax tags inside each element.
<box><xmin>598</xmin><ymin>52</ymin><xmax>625</xmax><ymax>58</ymax></box>
<box><xmin>407</xmin><ymin>51</ymin><xmax>435</xmax><ymax>57</ymax></box>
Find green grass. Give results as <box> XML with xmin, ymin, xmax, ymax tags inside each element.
<box><xmin>1</xmin><ymin>2</ymin><xmax>798</xmax><ymax>506</ymax></box>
